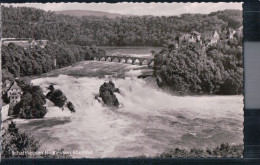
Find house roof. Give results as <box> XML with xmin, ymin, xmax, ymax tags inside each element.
<box><xmin>11</xmin><ymin>42</ymin><xmax>32</xmax><ymax>47</ymax></box>
<box><xmin>3</xmin><ymin>38</ymin><xmax>49</xmax><ymax>47</ymax></box>
<box><xmin>8</xmin><ymin>82</ymin><xmax>22</xmax><ymax>92</ymax></box>
<box><xmin>36</xmin><ymin>40</ymin><xmax>49</xmax><ymax>45</ymax></box>
<box><xmin>227</xmin><ymin>28</ymin><xmax>235</xmax><ymax>34</ymax></box>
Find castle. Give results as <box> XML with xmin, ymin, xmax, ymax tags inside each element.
<box><xmin>176</xmin><ymin>26</ymin><xmax>242</xmax><ymax>49</ymax></box>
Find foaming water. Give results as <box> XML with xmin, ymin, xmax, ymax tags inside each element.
<box><xmin>15</xmin><ymin>61</ymin><xmax>243</xmax><ymax>158</ymax></box>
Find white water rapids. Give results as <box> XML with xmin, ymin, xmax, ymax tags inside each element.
<box><xmin>10</xmin><ymin>61</ymin><xmax>243</xmax><ymax>158</ymax></box>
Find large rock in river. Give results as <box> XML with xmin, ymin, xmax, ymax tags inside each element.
<box><xmin>99</xmin><ymin>81</ymin><xmax>119</xmax><ymax>107</ymax></box>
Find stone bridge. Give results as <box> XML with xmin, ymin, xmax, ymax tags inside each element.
<box><xmin>93</xmin><ymin>55</ymin><xmax>154</xmax><ymax>67</ymax></box>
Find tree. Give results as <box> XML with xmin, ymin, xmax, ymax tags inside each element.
<box><xmin>1</xmin><ymin>121</ymin><xmax>39</xmax><ymax>158</ymax></box>
<box><xmin>13</xmin><ymin>85</ymin><xmax>47</xmax><ymax>119</ymax></box>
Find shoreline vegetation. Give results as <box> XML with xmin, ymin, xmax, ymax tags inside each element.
<box><xmin>154</xmin><ymin>41</ymin><xmax>243</xmax><ymax>95</ymax></box>
<box><xmin>1</xmin><ymin>5</ymin><xmax>243</xmax><ymax>158</ymax></box>
<box><xmin>136</xmin><ymin>143</ymin><xmax>243</xmax><ymax>158</ymax></box>
<box><xmin>1</xmin><ymin>122</ymin><xmax>243</xmax><ymax>158</ymax></box>
<box><xmin>1</xmin><ymin>121</ymin><xmax>71</xmax><ymax>159</ymax></box>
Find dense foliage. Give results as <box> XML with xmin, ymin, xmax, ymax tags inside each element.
<box><xmin>1</xmin><ymin>43</ymin><xmax>105</xmax><ymax>80</ymax></box>
<box><xmin>158</xmin><ymin>143</ymin><xmax>243</xmax><ymax>158</ymax></box>
<box><xmin>1</xmin><ymin>121</ymin><xmax>39</xmax><ymax>158</ymax></box>
<box><xmin>13</xmin><ymin>85</ymin><xmax>47</xmax><ymax>119</ymax></box>
<box><xmin>209</xmin><ymin>10</ymin><xmax>242</xmax><ymax>30</ymax></box>
<box><xmin>2</xmin><ymin>6</ymin><xmax>242</xmax><ymax>46</ymax></box>
<box><xmin>154</xmin><ymin>38</ymin><xmax>243</xmax><ymax>95</ymax></box>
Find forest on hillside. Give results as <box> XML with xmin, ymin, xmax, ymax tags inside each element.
<box><xmin>2</xmin><ymin>6</ymin><xmax>242</xmax><ymax>46</ymax></box>
<box><xmin>2</xmin><ymin>43</ymin><xmax>105</xmax><ymax>81</ymax></box>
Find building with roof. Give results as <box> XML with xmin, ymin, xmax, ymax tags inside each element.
<box><xmin>202</xmin><ymin>30</ymin><xmax>220</xmax><ymax>46</ymax></box>
<box><xmin>227</xmin><ymin>28</ymin><xmax>236</xmax><ymax>39</ymax></box>
<box><xmin>178</xmin><ymin>31</ymin><xmax>202</xmax><ymax>46</ymax></box>
<box><xmin>179</xmin><ymin>33</ymin><xmax>196</xmax><ymax>44</ymax></box>
<box><xmin>7</xmin><ymin>81</ymin><xmax>23</xmax><ymax>115</ymax></box>
<box><xmin>2</xmin><ymin>38</ymin><xmax>49</xmax><ymax>49</ymax></box>
<box><xmin>36</xmin><ymin>40</ymin><xmax>49</xmax><ymax>48</ymax></box>
<box><xmin>191</xmin><ymin>31</ymin><xmax>201</xmax><ymax>41</ymax></box>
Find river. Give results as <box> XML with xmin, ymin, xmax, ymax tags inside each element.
<box><xmin>11</xmin><ymin>47</ymin><xmax>243</xmax><ymax>158</ymax></box>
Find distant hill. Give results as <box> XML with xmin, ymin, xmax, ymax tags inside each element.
<box><xmin>2</xmin><ymin>6</ymin><xmax>242</xmax><ymax>47</ymax></box>
<box><xmin>55</xmin><ymin>10</ymin><xmax>129</xmax><ymax>18</ymax></box>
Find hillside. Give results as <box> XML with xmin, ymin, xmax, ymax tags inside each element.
<box><xmin>2</xmin><ymin>6</ymin><xmax>242</xmax><ymax>47</ymax></box>
<box><xmin>55</xmin><ymin>10</ymin><xmax>128</xmax><ymax>18</ymax></box>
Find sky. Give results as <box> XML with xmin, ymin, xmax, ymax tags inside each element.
<box><xmin>3</xmin><ymin>2</ymin><xmax>242</xmax><ymax>16</ymax></box>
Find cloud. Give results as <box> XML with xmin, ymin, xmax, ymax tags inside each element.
<box><xmin>2</xmin><ymin>2</ymin><xmax>242</xmax><ymax>16</ymax></box>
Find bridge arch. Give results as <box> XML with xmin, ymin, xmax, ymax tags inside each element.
<box><xmin>100</xmin><ymin>57</ymin><xmax>106</xmax><ymax>61</ymax></box>
<box><xmin>94</xmin><ymin>57</ymin><xmax>100</xmax><ymax>61</ymax></box>
<box><xmin>112</xmin><ymin>58</ymin><xmax>119</xmax><ymax>62</ymax></box>
<box><xmin>126</xmin><ymin>58</ymin><xmax>133</xmax><ymax>64</ymax></box>
<box><xmin>106</xmin><ymin>57</ymin><xmax>112</xmax><ymax>62</ymax></box>
<box><xmin>120</xmin><ymin>58</ymin><xmax>126</xmax><ymax>63</ymax></box>
<box><xmin>142</xmin><ymin>60</ymin><xmax>148</xmax><ymax>65</ymax></box>
<box><xmin>133</xmin><ymin>59</ymin><xmax>141</xmax><ymax>65</ymax></box>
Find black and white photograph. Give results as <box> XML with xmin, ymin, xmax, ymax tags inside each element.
<box><xmin>1</xmin><ymin>2</ymin><xmax>243</xmax><ymax>159</ymax></box>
